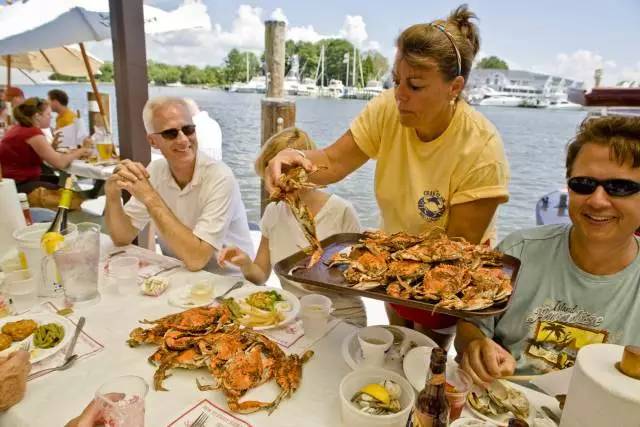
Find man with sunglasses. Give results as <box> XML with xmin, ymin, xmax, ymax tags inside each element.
<box><xmin>455</xmin><ymin>116</ymin><xmax>640</xmax><ymax>385</ymax></box>
<box><xmin>105</xmin><ymin>96</ymin><xmax>254</xmax><ymax>272</ymax></box>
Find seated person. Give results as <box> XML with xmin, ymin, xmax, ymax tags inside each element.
<box><xmin>105</xmin><ymin>96</ymin><xmax>254</xmax><ymax>272</ymax></box>
<box><xmin>0</xmin><ymin>350</ymin><xmax>31</xmax><ymax>412</ymax></box>
<box><xmin>0</xmin><ymin>98</ymin><xmax>91</xmax><ymax>194</ymax></box>
<box><xmin>48</xmin><ymin>89</ymin><xmax>77</xmax><ymax>130</ymax></box>
<box><xmin>455</xmin><ymin>116</ymin><xmax>640</xmax><ymax>386</ymax></box>
<box><xmin>218</xmin><ymin>127</ymin><xmax>368</xmax><ymax>326</ymax></box>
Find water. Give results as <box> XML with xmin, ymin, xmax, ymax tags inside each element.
<box><xmin>22</xmin><ymin>84</ymin><xmax>587</xmax><ymax>240</ymax></box>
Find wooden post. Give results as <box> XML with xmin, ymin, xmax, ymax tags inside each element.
<box><xmin>79</xmin><ymin>42</ymin><xmax>110</xmax><ymax>135</ymax></box>
<box><xmin>87</xmin><ymin>91</ymin><xmax>110</xmax><ymax>135</ymax></box>
<box><xmin>261</xmin><ymin>21</ymin><xmax>296</xmax><ymax>215</ymax></box>
<box><xmin>108</xmin><ymin>0</ymin><xmax>150</xmax><ymax>165</ymax></box>
<box><xmin>109</xmin><ymin>0</ymin><xmax>150</xmax><ymax>248</ymax></box>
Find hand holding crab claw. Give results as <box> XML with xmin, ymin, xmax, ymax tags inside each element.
<box><xmin>265</xmin><ymin>147</ymin><xmax>316</xmax><ymax>195</ymax></box>
<box><xmin>460</xmin><ymin>337</ymin><xmax>516</xmax><ymax>388</ymax></box>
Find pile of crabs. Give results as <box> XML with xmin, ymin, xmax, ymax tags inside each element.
<box><xmin>327</xmin><ymin>230</ymin><xmax>513</xmax><ymax>311</ymax></box>
<box><xmin>128</xmin><ymin>306</ymin><xmax>313</xmax><ymax>414</ymax></box>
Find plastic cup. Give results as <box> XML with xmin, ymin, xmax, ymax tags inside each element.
<box><xmin>3</xmin><ymin>269</ymin><xmax>38</xmax><ymax>314</ymax></box>
<box><xmin>357</xmin><ymin>326</ymin><xmax>393</xmax><ymax>368</ymax></box>
<box><xmin>109</xmin><ymin>256</ymin><xmax>139</xmax><ymax>295</ymax></box>
<box><xmin>300</xmin><ymin>294</ymin><xmax>332</xmax><ymax>340</ymax></box>
<box><xmin>96</xmin><ymin>375</ymin><xmax>148</xmax><ymax>427</ymax></box>
<box><xmin>445</xmin><ymin>364</ymin><xmax>473</xmax><ymax>421</ymax></box>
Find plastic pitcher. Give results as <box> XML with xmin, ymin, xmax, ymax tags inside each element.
<box><xmin>13</xmin><ymin>222</ymin><xmax>77</xmax><ymax>297</ymax></box>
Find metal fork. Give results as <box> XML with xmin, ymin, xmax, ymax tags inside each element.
<box><xmin>19</xmin><ymin>341</ymin><xmax>30</xmax><ymax>352</ymax></box>
<box><xmin>214</xmin><ymin>280</ymin><xmax>245</xmax><ymax>303</ymax></box>
<box><xmin>27</xmin><ymin>354</ymin><xmax>78</xmax><ymax>380</ymax></box>
<box><xmin>190</xmin><ymin>412</ymin><xmax>209</xmax><ymax>427</ymax></box>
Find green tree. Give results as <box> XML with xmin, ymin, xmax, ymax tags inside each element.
<box><xmin>223</xmin><ymin>49</ymin><xmax>260</xmax><ymax>84</ymax></box>
<box><xmin>285</xmin><ymin>40</ymin><xmax>320</xmax><ymax>80</ymax></box>
<box><xmin>97</xmin><ymin>61</ymin><xmax>113</xmax><ymax>82</ymax></box>
<box><xmin>476</xmin><ymin>56</ymin><xmax>509</xmax><ymax>70</ymax></box>
<box><xmin>321</xmin><ymin>38</ymin><xmax>355</xmax><ymax>85</ymax></box>
<box><xmin>181</xmin><ymin>65</ymin><xmax>205</xmax><ymax>85</ymax></box>
<box><xmin>48</xmin><ymin>73</ymin><xmax>86</xmax><ymax>82</ymax></box>
<box><xmin>362</xmin><ymin>50</ymin><xmax>389</xmax><ymax>81</ymax></box>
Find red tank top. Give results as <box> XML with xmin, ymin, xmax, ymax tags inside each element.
<box><xmin>0</xmin><ymin>125</ymin><xmax>43</xmax><ymax>182</ymax></box>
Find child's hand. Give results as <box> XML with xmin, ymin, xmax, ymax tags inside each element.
<box><xmin>217</xmin><ymin>246</ymin><xmax>251</xmax><ymax>268</ymax></box>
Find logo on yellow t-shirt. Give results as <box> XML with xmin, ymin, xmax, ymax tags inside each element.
<box><xmin>417</xmin><ymin>190</ymin><xmax>446</xmax><ymax>221</ymax></box>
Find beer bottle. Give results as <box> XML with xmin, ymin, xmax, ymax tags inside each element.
<box><xmin>507</xmin><ymin>419</ymin><xmax>529</xmax><ymax>427</ymax></box>
<box><xmin>407</xmin><ymin>347</ymin><xmax>449</xmax><ymax>426</ymax></box>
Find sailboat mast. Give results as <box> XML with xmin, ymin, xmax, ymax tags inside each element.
<box><xmin>245</xmin><ymin>52</ymin><xmax>249</xmax><ymax>83</ymax></box>
<box><xmin>321</xmin><ymin>45</ymin><xmax>325</xmax><ymax>87</ymax></box>
<box><xmin>352</xmin><ymin>45</ymin><xmax>356</xmax><ymax>88</ymax></box>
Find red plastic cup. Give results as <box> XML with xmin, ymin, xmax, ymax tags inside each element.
<box><xmin>445</xmin><ymin>365</ymin><xmax>472</xmax><ymax>421</ymax></box>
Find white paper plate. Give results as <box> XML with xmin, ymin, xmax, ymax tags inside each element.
<box><xmin>167</xmin><ymin>285</ymin><xmax>215</xmax><ymax>308</ymax></box>
<box><xmin>225</xmin><ymin>286</ymin><xmax>300</xmax><ymax>330</ymax></box>
<box><xmin>0</xmin><ymin>313</ymin><xmax>73</xmax><ymax>363</ymax></box>
<box><xmin>341</xmin><ymin>325</ymin><xmax>437</xmax><ymax>374</ymax></box>
<box><xmin>465</xmin><ymin>381</ymin><xmax>535</xmax><ymax>427</ymax></box>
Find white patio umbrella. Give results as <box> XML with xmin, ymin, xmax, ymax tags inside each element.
<box><xmin>0</xmin><ymin>45</ymin><xmax>102</xmax><ymax>77</ymax></box>
<box><xmin>0</xmin><ymin>0</ymin><xmax>211</xmax><ymax>132</ymax></box>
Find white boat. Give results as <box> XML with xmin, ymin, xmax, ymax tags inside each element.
<box><xmin>547</xmin><ymin>99</ymin><xmax>582</xmax><ymax>110</ymax></box>
<box><xmin>297</xmin><ymin>78</ymin><xmax>319</xmax><ymax>97</ymax></box>
<box><xmin>478</xmin><ymin>95</ymin><xmax>522</xmax><ymax>107</ymax></box>
<box><xmin>166</xmin><ymin>81</ymin><xmax>183</xmax><ymax>87</ymax></box>
<box><xmin>319</xmin><ymin>79</ymin><xmax>345</xmax><ymax>98</ymax></box>
<box><xmin>362</xmin><ymin>80</ymin><xmax>384</xmax><ymax>98</ymax></box>
<box><xmin>232</xmin><ymin>76</ymin><xmax>266</xmax><ymax>94</ymax></box>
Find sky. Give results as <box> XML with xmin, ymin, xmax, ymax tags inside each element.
<box><xmin>84</xmin><ymin>0</ymin><xmax>640</xmax><ymax>87</ymax></box>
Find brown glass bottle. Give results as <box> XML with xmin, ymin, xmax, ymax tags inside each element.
<box><xmin>507</xmin><ymin>419</ymin><xmax>529</xmax><ymax>427</ymax></box>
<box><xmin>406</xmin><ymin>347</ymin><xmax>449</xmax><ymax>427</ymax></box>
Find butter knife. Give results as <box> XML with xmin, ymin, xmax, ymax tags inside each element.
<box><xmin>64</xmin><ymin>316</ymin><xmax>85</xmax><ymax>361</ymax></box>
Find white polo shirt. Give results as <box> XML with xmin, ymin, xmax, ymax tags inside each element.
<box><xmin>124</xmin><ymin>152</ymin><xmax>255</xmax><ymax>273</ymax></box>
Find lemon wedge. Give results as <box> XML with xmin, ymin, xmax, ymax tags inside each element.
<box><xmin>359</xmin><ymin>383</ymin><xmax>390</xmax><ymax>405</ymax></box>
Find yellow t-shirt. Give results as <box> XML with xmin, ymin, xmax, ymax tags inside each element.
<box><xmin>350</xmin><ymin>89</ymin><xmax>510</xmax><ymax>243</ymax></box>
<box><xmin>55</xmin><ymin>109</ymin><xmax>77</xmax><ymax>129</ymax></box>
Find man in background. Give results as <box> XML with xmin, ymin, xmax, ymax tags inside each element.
<box><xmin>48</xmin><ymin>89</ymin><xmax>77</xmax><ymax>130</ymax></box>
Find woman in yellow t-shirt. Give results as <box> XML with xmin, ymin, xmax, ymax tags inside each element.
<box><xmin>265</xmin><ymin>5</ymin><xmax>510</xmax><ymax>348</ymax></box>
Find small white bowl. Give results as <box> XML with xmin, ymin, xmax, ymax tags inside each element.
<box><xmin>339</xmin><ymin>367</ymin><xmax>415</xmax><ymax>427</ymax></box>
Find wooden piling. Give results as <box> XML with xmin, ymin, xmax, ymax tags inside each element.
<box><xmin>260</xmin><ymin>20</ymin><xmax>296</xmax><ymax>215</ymax></box>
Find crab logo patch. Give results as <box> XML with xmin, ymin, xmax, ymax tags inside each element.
<box><xmin>418</xmin><ymin>190</ymin><xmax>446</xmax><ymax>221</ymax></box>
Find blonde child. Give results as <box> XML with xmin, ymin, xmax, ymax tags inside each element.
<box><xmin>218</xmin><ymin>127</ymin><xmax>367</xmax><ymax>326</ymax></box>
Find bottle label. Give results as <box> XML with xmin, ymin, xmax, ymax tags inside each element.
<box><xmin>58</xmin><ymin>189</ymin><xmax>73</xmax><ymax>209</ymax></box>
<box><xmin>19</xmin><ymin>251</ymin><xmax>28</xmax><ymax>269</ymax></box>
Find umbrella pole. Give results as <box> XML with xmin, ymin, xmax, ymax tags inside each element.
<box><xmin>78</xmin><ymin>43</ymin><xmax>111</xmax><ymax>134</ymax></box>
<box><xmin>6</xmin><ymin>55</ymin><xmax>11</xmax><ymax>87</ymax></box>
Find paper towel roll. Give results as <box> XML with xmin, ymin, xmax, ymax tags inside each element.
<box><xmin>560</xmin><ymin>344</ymin><xmax>640</xmax><ymax>427</ymax></box>
<box><xmin>0</xmin><ymin>178</ymin><xmax>26</xmax><ymax>261</ymax></box>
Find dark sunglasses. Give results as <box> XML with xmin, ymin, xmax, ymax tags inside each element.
<box><xmin>154</xmin><ymin>124</ymin><xmax>196</xmax><ymax>140</ymax></box>
<box><xmin>567</xmin><ymin>176</ymin><xmax>640</xmax><ymax>197</ymax></box>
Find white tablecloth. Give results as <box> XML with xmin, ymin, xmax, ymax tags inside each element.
<box><xmin>65</xmin><ymin>152</ymin><xmax>163</xmax><ymax>181</ymax></box>
<box><xmin>1</xmin><ymin>242</ymin><xmax>562</xmax><ymax>426</ymax></box>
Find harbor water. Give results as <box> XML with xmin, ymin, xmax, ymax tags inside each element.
<box><xmin>23</xmin><ymin>84</ymin><xmax>587</xmax><ymax>240</ymax></box>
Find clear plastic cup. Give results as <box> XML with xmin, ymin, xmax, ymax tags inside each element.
<box><xmin>445</xmin><ymin>364</ymin><xmax>473</xmax><ymax>421</ymax></box>
<box><xmin>96</xmin><ymin>375</ymin><xmax>148</xmax><ymax>427</ymax></box>
<box><xmin>357</xmin><ymin>326</ymin><xmax>393</xmax><ymax>368</ymax></box>
<box><xmin>300</xmin><ymin>294</ymin><xmax>332</xmax><ymax>340</ymax></box>
<box><xmin>3</xmin><ymin>269</ymin><xmax>38</xmax><ymax>314</ymax></box>
<box><xmin>109</xmin><ymin>256</ymin><xmax>139</xmax><ymax>295</ymax></box>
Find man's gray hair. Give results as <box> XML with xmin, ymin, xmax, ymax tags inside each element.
<box><xmin>142</xmin><ymin>96</ymin><xmax>193</xmax><ymax>134</ymax></box>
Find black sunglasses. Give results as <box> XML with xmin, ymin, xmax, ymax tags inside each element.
<box><xmin>154</xmin><ymin>124</ymin><xmax>196</xmax><ymax>140</ymax></box>
<box><xmin>567</xmin><ymin>176</ymin><xmax>640</xmax><ymax>197</ymax></box>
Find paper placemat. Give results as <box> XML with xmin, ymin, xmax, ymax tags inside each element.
<box><xmin>167</xmin><ymin>399</ymin><xmax>252</xmax><ymax>427</ymax></box>
<box><xmin>260</xmin><ymin>317</ymin><xmax>340</xmax><ymax>354</ymax></box>
<box><xmin>105</xmin><ymin>246</ymin><xmax>183</xmax><ymax>283</ymax></box>
<box><xmin>27</xmin><ymin>302</ymin><xmax>105</xmax><ymax>381</ymax></box>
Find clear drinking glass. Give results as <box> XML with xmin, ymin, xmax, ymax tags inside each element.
<box><xmin>300</xmin><ymin>294</ymin><xmax>332</xmax><ymax>340</ymax></box>
<box><xmin>445</xmin><ymin>364</ymin><xmax>473</xmax><ymax>421</ymax></box>
<box><xmin>3</xmin><ymin>269</ymin><xmax>38</xmax><ymax>314</ymax></box>
<box><xmin>96</xmin><ymin>375</ymin><xmax>148</xmax><ymax>427</ymax></box>
<box><xmin>109</xmin><ymin>256</ymin><xmax>139</xmax><ymax>295</ymax></box>
<box><xmin>54</xmin><ymin>222</ymin><xmax>101</xmax><ymax>303</ymax></box>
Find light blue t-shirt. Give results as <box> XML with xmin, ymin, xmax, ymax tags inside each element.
<box><xmin>472</xmin><ymin>224</ymin><xmax>640</xmax><ymax>374</ymax></box>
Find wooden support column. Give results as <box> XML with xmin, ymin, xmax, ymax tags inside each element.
<box><xmin>109</xmin><ymin>0</ymin><xmax>150</xmax><ymax>248</ymax></box>
<box><xmin>108</xmin><ymin>0</ymin><xmax>150</xmax><ymax>165</ymax></box>
<box><xmin>260</xmin><ymin>20</ymin><xmax>296</xmax><ymax>215</ymax></box>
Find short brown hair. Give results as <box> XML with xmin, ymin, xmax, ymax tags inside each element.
<box><xmin>396</xmin><ymin>4</ymin><xmax>480</xmax><ymax>83</ymax></box>
<box><xmin>254</xmin><ymin>127</ymin><xmax>317</xmax><ymax>178</ymax></box>
<box><xmin>13</xmin><ymin>97</ymin><xmax>48</xmax><ymax>127</ymax></box>
<box><xmin>48</xmin><ymin>89</ymin><xmax>69</xmax><ymax>106</ymax></box>
<box><xmin>566</xmin><ymin>116</ymin><xmax>640</xmax><ymax>177</ymax></box>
